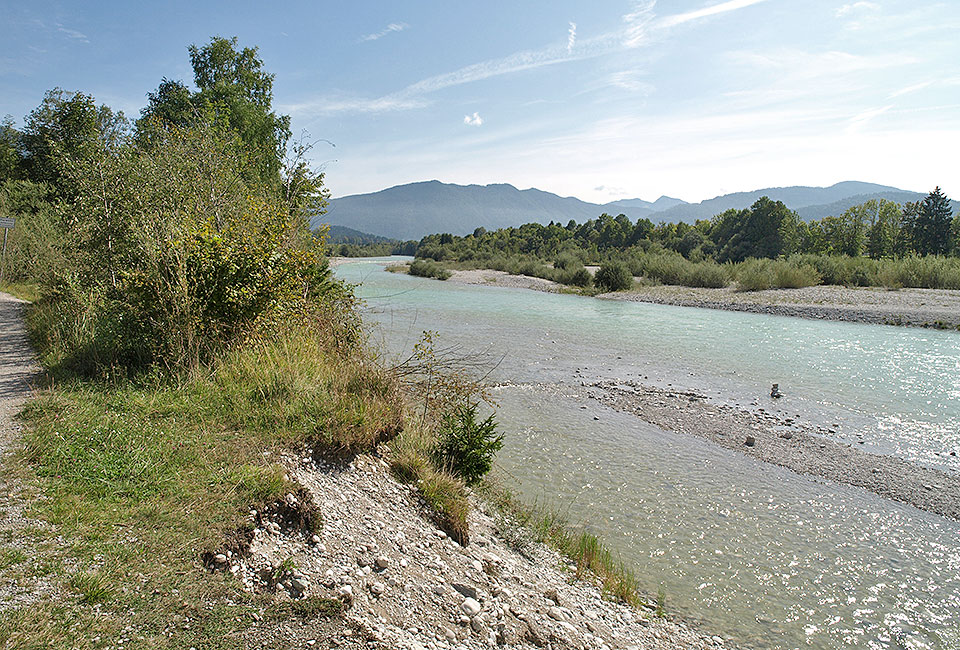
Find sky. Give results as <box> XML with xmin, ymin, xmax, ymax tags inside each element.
<box><xmin>1</xmin><ymin>0</ymin><xmax>958</xmax><ymax>203</ymax></box>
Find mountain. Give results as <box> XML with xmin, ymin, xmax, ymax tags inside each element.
<box><xmin>316</xmin><ymin>180</ymin><xmax>933</xmax><ymax>240</ymax></box>
<box><xmin>649</xmin><ymin>182</ymin><xmax>911</xmax><ymax>223</ymax></box>
<box><xmin>316</xmin><ymin>180</ymin><xmax>649</xmax><ymax>240</ymax></box>
<box><xmin>605</xmin><ymin>195</ymin><xmax>687</xmax><ymax>213</ymax></box>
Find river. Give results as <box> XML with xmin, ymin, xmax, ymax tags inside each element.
<box><xmin>335</xmin><ymin>258</ymin><xmax>960</xmax><ymax>650</ymax></box>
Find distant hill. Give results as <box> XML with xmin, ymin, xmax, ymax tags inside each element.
<box><xmin>316</xmin><ymin>181</ymin><xmax>652</xmax><ymax>240</ymax></box>
<box><xmin>650</xmin><ymin>182</ymin><xmax>911</xmax><ymax>223</ymax></box>
<box><xmin>316</xmin><ymin>180</ymin><xmax>936</xmax><ymax>240</ymax></box>
<box><xmin>326</xmin><ymin>224</ymin><xmax>398</xmax><ymax>244</ymax></box>
<box><xmin>605</xmin><ymin>195</ymin><xmax>687</xmax><ymax>213</ymax></box>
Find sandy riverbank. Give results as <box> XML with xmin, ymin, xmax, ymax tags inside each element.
<box><xmin>549</xmin><ymin>379</ymin><xmax>960</xmax><ymax>522</ymax></box>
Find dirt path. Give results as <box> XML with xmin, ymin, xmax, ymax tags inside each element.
<box><xmin>0</xmin><ymin>292</ymin><xmax>56</xmax><ymax>610</ymax></box>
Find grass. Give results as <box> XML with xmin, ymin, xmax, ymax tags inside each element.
<box><xmin>388</xmin><ymin>418</ymin><xmax>470</xmax><ymax>544</ymax></box>
<box><xmin>0</xmin><ymin>313</ymin><xmax>404</xmax><ymax>648</ymax></box>
<box><xmin>480</xmin><ymin>481</ymin><xmax>648</xmax><ymax>610</ymax></box>
<box><xmin>0</xmin><ymin>281</ymin><xmax>41</xmax><ymax>302</ymax></box>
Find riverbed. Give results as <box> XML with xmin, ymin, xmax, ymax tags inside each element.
<box><xmin>335</xmin><ymin>257</ymin><xmax>960</xmax><ymax>650</ymax></box>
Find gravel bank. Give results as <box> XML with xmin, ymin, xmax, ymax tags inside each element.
<box><xmin>557</xmin><ymin>379</ymin><xmax>960</xmax><ymax>521</ymax></box>
<box><xmin>233</xmin><ymin>450</ymin><xmax>731</xmax><ymax>650</ymax></box>
<box><xmin>601</xmin><ymin>284</ymin><xmax>960</xmax><ymax>329</ymax></box>
<box><xmin>447</xmin><ymin>269</ymin><xmax>562</xmax><ymax>293</ymax></box>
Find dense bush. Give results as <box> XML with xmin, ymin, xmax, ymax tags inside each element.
<box><xmin>433</xmin><ymin>402</ymin><xmax>503</xmax><ymax>486</ymax></box>
<box><xmin>409</xmin><ymin>259</ymin><xmax>452</xmax><ymax>280</ymax></box>
<box><xmin>735</xmin><ymin>258</ymin><xmax>821</xmax><ymax>291</ymax></box>
<box><xmin>594</xmin><ymin>262</ymin><xmax>633</xmax><ymax>292</ymax></box>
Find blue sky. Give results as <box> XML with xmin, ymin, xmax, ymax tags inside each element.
<box><xmin>2</xmin><ymin>0</ymin><xmax>958</xmax><ymax>203</ymax></box>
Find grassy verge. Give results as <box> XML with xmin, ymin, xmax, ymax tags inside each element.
<box><xmin>1</xmin><ymin>311</ymin><xmax>402</xmax><ymax>648</ymax></box>
<box><xmin>0</xmin><ymin>281</ymin><xmax>41</xmax><ymax>302</ymax></box>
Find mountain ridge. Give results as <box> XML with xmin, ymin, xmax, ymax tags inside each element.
<box><xmin>316</xmin><ymin>180</ymin><xmax>935</xmax><ymax>240</ymax></box>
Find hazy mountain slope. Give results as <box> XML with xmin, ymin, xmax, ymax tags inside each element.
<box><xmin>651</xmin><ymin>182</ymin><xmax>909</xmax><ymax>222</ymax></box>
<box><xmin>317</xmin><ymin>181</ymin><xmax>628</xmax><ymax>240</ymax></box>
<box><xmin>794</xmin><ymin>191</ymin><xmax>957</xmax><ymax>221</ymax></box>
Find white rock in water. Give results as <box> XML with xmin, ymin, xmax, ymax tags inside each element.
<box><xmin>461</xmin><ymin>597</ymin><xmax>482</xmax><ymax>617</ymax></box>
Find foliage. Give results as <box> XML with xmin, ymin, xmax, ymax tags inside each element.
<box><xmin>735</xmin><ymin>258</ymin><xmax>821</xmax><ymax>291</ymax></box>
<box><xmin>911</xmin><ymin>187</ymin><xmax>954</xmax><ymax>256</ymax></box>
<box><xmin>138</xmin><ymin>37</ymin><xmax>291</xmax><ymax>189</ymax></box>
<box><xmin>594</xmin><ymin>262</ymin><xmax>633</xmax><ymax>292</ymax></box>
<box><xmin>409</xmin><ymin>259</ymin><xmax>453</xmax><ymax>280</ymax></box>
<box><xmin>433</xmin><ymin>402</ymin><xmax>503</xmax><ymax>486</ymax></box>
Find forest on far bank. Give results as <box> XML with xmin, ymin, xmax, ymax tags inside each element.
<box><xmin>334</xmin><ymin>189</ymin><xmax>960</xmax><ymax>292</ymax></box>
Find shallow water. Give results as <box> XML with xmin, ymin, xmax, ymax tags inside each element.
<box><xmin>336</xmin><ymin>258</ymin><xmax>960</xmax><ymax>649</ymax></box>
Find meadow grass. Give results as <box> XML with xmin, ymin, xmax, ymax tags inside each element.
<box><xmin>1</xmin><ymin>316</ymin><xmax>401</xmax><ymax>649</ymax></box>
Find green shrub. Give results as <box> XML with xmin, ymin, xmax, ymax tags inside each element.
<box><xmin>594</xmin><ymin>262</ymin><xmax>633</xmax><ymax>292</ymax></box>
<box><xmin>735</xmin><ymin>258</ymin><xmax>821</xmax><ymax>291</ymax></box>
<box><xmin>409</xmin><ymin>259</ymin><xmax>452</xmax><ymax>280</ymax></box>
<box><xmin>561</xmin><ymin>267</ymin><xmax>593</xmax><ymax>287</ymax></box>
<box><xmin>433</xmin><ymin>403</ymin><xmax>503</xmax><ymax>486</ymax></box>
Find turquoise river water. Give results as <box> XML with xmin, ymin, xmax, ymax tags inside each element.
<box><xmin>335</xmin><ymin>258</ymin><xmax>960</xmax><ymax>650</ymax></box>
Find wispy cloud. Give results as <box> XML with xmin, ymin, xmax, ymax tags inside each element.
<box><xmin>56</xmin><ymin>25</ymin><xmax>89</xmax><ymax>43</ymax></box>
<box><xmin>463</xmin><ymin>112</ymin><xmax>484</xmax><ymax>127</ymax></box>
<box><xmin>281</xmin><ymin>94</ymin><xmax>427</xmax><ymax>116</ymax></box>
<box><xmin>359</xmin><ymin>22</ymin><xmax>408</xmax><ymax>42</ymax></box>
<box><xmin>888</xmin><ymin>80</ymin><xmax>934</xmax><ymax>98</ymax></box>
<box><xmin>835</xmin><ymin>1</ymin><xmax>879</xmax><ymax>18</ymax></box>
<box><xmin>657</xmin><ymin>0</ymin><xmax>769</xmax><ymax>29</ymax></box>
<box><xmin>295</xmin><ymin>0</ymin><xmax>767</xmax><ymax>117</ymax></box>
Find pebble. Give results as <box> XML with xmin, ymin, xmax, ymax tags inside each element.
<box><xmin>375</xmin><ymin>555</ymin><xmax>391</xmax><ymax>570</ymax></box>
<box><xmin>461</xmin><ymin>597</ymin><xmax>482</xmax><ymax>617</ymax></box>
<box><xmin>369</xmin><ymin>582</ymin><xmax>385</xmax><ymax>596</ymax></box>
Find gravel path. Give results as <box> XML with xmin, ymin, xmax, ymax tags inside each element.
<box><xmin>0</xmin><ymin>292</ymin><xmax>57</xmax><ymax>610</ymax></box>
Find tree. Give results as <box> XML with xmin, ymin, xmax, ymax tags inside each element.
<box><xmin>20</xmin><ymin>89</ymin><xmax>128</xmax><ymax>187</ymax></box>
<box><xmin>138</xmin><ymin>37</ymin><xmax>291</xmax><ymax>189</ymax></box>
<box><xmin>0</xmin><ymin>116</ymin><xmax>21</xmax><ymax>182</ymax></box>
<box><xmin>911</xmin><ymin>187</ymin><xmax>953</xmax><ymax>255</ymax></box>
<box><xmin>713</xmin><ymin>197</ymin><xmax>800</xmax><ymax>262</ymax></box>
<box><xmin>865</xmin><ymin>199</ymin><xmax>903</xmax><ymax>259</ymax></box>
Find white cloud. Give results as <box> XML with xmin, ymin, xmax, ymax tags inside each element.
<box><xmin>464</xmin><ymin>112</ymin><xmax>484</xmax><ymax>126</ymax></box>
<box><xmin>835</xmin><ymin>2</ymin><xmax>879</xmax><ymax>18</ymax></box>
<box><xmin>657</xmin><ymin>0</ymin><xmax>770</xmax><ymax>29</ymax></box>
<box><xmin>56</xmin><ymin>25</ymin><xmax>89</xmax><ymax>43</ymax></box>
<box><xmin>360</xmin><ymin>22</ymin><xmax>408</xmax><ymax>42</ymax></box>
<box><xmin>567</xmin><ymin>22</ymin><xmax>577</xmax><ymax>53</ymax></box>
